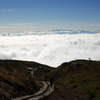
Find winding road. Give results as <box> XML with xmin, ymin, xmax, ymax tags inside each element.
<box><xmin>11</xmin><ymin>81</ymin><xmax>54</xmax><ymax>100</ymax></box>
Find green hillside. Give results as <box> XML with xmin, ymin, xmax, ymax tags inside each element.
<box><xmin>48</xmin><ymin>60</ymin><xmax>100</xmax><ymax>100</ymax></box>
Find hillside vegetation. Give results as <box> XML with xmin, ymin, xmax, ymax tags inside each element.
<box><xmin>48</xmin><ymin>60</ymin><xmax>100</xmax><ymax>100</ymax></box>
<box><xmin>0</xmin><ymin>59</ymin><xmax>53</xmax><ymax>100</ymax></box>
<box><xmin>0</xmin><ymin>59</ymin><xmax>100</xmax><ymax>100</ymax></box>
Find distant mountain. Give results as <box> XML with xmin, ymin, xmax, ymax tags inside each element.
<box><xmin>51</xmin><ymin>29</ymin><xmax>67</xmax><ymax>31</ymax></box>
<box><xmin>0</xmin><ymin>30</ymin><xmax>100</xmax><ymax>36</ymax></box>
<box><xmin>51</xmin><ymin>29</ymin><xmax>100</xmax><ymax>34</ymax></box>
<box><xmin>79</xmin><ymin>30</ymin><xmax>100</xmax><ymax>34</ymax></box>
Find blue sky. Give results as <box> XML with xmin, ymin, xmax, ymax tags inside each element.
<box><xmin>0</xmin><ymin>0</ymin><xmax>100</xmax><ymax>32</ymax></box>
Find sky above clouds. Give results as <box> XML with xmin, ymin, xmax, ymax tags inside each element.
<box><xmin>0</xmin><ymin>0</ymin><xmax>100</xmax><ymax>32</ymax></box>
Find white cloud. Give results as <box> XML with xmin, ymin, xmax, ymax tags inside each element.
<box><xmin>91</xmin><ymin>8</ymin><xmax>96</xmax><ymax>9</ymax></box>
<box><xmin>2</xmin><ymin>9</ymin><xmax>13</xmax><ymax>12</ymax></box>
<box><xmin>0</xmin><ymin>23</ymin><xmax>39</xmax><ymax>32</ymax></box>
<box><xmin>82</xmin><ymin>24</ymin><xmax>100</xmax><ymax>27</ymax></box>
<box><xmin>82</xmin><ymin>8</ymin><xmax>97</xmax><ymax>10</ymax></box>
<box><xmin>2</xmin><ymin>10</ymin><xmax>6</xmax><ymax>12</ymax></box>
<box><xmin>8</xmin><ymin>9</ymin><xmax>13</xmax><ymax>12</ymax></box>
<box><xmin>0</xmin><ymin>26</ymin><xmax>11</xmax><ymax>29</ymax></box>
<box><xmin>0</xmin><ymin>26</ymin><xmax>23</xmax><ymax>29</ymax></box>
<box><xmin>15</xmin><ymin>23</ymin><xmax>32</xmax><ymax>26</ymax></box>
<box><xmin>0</xmin><ymin>33</ymin><xmax>100</xmax><ymax>67</ymax></box>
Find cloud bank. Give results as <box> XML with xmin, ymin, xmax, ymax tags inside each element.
<box><xmin>0</xmin><ymin>33</ymin><xmax>100</xmax><ymax>67</ymax></box>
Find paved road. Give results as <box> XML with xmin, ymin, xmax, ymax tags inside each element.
<box><xmin>11</xmin><ymin>81</ymin><xmax>54</xmax><ymax>100</ymax></box>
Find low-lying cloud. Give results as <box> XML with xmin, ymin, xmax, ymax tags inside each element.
<box><xmin>0</xmin><ymin>33</ymin><xmax>100</xmax><ymax>67</ymax></box>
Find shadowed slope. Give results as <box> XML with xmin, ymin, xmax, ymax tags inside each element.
<box><xmin>0</xmin><ymin>60</ymin><xmax>53</xmax><ymax>100</ymax></box>
<box><xmin>48</xmin><ymin>60</ymin><xmax>100</xmax><ymax>100</ymax></box>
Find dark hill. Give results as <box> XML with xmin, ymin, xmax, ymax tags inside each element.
<box><xmin>0</xmin><ymin>59</ymin><xmax>53</xmax><ymax>100</ymax></box>
<box><xmin>47</xmin><ymin>60</ymin><xmax>100</xmax><ymax>100</ymax></box>
<box><xmin>0</xmin><ymin>59</ymin><xmax>100</xmax><ymax>100</ymax></box>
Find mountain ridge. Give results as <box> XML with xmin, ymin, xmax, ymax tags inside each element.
<box><xmin>1</xmin><ymin>30</ymin><xmax>100</xmax><ymax>36</ymax></box>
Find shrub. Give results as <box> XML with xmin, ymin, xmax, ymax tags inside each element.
<box><xmin>85</xmin><ymin>89</ymin><xmax>96</xmax><ymax>99</ymax></box>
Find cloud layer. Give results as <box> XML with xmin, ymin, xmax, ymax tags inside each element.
<box><xmin>0</xmin><ymin>33</ymin><xmax>100</xmax><ymax>67</ymax></box>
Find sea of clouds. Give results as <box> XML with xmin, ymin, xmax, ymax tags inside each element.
<box><xmin>0</xmin><ymin>30</ymin><xmax>100</xmax><ymax>67</ymax></box>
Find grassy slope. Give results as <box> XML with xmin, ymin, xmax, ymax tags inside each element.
<box><xmin>0</xmin><ymin>59</ymin><xmax>100</xmax><ymax>100</ymax></box>
<box><xmin>48</xmin><ymin>60</ymin><xmax>100</xmax><ymax>100</ymax></box>
<box><xmin>0</xmin><ymin>59</ymin><xmax>53</xmax><ymax>100</ymax></box>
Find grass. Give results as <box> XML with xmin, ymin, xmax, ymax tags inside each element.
<box><xmin>0</xmin><ymin>59</ymin><xmax>54</xmax><ymax>100</ymax></box>
<box><xmin>0</xmin><ymin>59</ymin><xmax>50</xmax><ymax>99</ymax></box>
<box><xmin>85</xmin><ymin>89</ymin><xmax>96</xmax><ymax>99</ymax></box>
<box><xmin>48</xmin><ymin>60</ymin><xmax>100</xmax><ymax>100</ymax></box>
<box><xmin>1</xmin><ymin>59</ymin><xmax>100</xmax><ymax>100</ymax></box>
